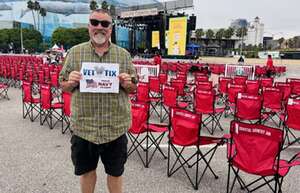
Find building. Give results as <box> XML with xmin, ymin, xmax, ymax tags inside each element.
<box><xmin>244</xmin><ymin>17</ymin><xmax>264</xmax><ymax>46</ymax></box>
<box><xmin>230</xmin><ymin>19</ymin><xmax>248</xmax><ymax>29</ymax></box>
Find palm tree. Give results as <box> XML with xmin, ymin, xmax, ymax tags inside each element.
<box><xmin>90</xmin><ymin>0</ymin><xmax>98</xmax><ymax>11</ymax></box>
<box><xmin>39</xmin><ymin>7</ymin><xmax>47</xmax><ymax>36</ymax></box>
<box><xmin>109</xmin><ymin>4</ymin><xmax>116</xmax><ymax>17</ymax></box>
<box><xmin>236</xmin><ymin>27</ymin><xmax>248</xmax><ymax>54</ymax></box>
<box><xmin>101</xmin><ymin>1</ymin><xmax>109</xmax><ymax>10</ymax></box>
<box><xmin>33</xmin><ymin>1</ymin><xmax>41</xmax><ymax>31</ymax></box>
<box><xmin>195</xmin><ymin>28</ymin><xmax>204</xmax><ymax>43</ymax></box>
<box><xmin>223</xmin><ymin>27</ymin><xmax>234</xmax><ymax>39</ymax></box>
<box><xmin>27</xmin><ymin>0</ymin><xmax>36</xmax><ymax>30</ymax></box>
<box><xmin>206</xmin><ymin>29</ymin><xmax>215</xmax><ymax>45</ymax></box>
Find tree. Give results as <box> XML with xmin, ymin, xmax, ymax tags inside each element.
<box><xmin>224</xmin><ymin>27</ymin><xmax>234</xmax><ymax>39</ymax></box>
<box><xmin>277</xmin><ymin>37</ymin><xmax>285</xmax><ymax>49</ymax></box>
<box><xmin>236</xmin><ymin>27</ymin><xmax>248</xmax><ymax>54</ymax></box>
<box><xmin>195</xmin><ymin>28</ymin><xmax>204</xmax><ymax>43</ymax></box>
<box><xmin>39</xmin><ymin>7</ymin><xmax>47</xmax><ymax>37</ymax></box>
<box><xmin>90</xmin><ymin>0</ymin><xmax>98</xmax><ymax>11</ymax></box>
<box><xmin>101</xmin><ymin>1</ymin><xmax>109</xmax><ymax>10</ymax></box>
<box><xmin>51</xmin><ymin>27</ymin><xmax>89</xmax><ymax>49</ymax></box>
<box><xmin>215</xmin><ymin>28</ymin><xmax>225</xmax><ymax>40</ymax></box>
<box><xmin>33</xmin><ymin>0</ymin><xmax>41</xmax><ymax>31</ymax></box>
<box><xmin>109</xmin><ymin>4</ymin><xmax>116</xmax><ymax>17</ymax></box>
<box><xmin>206</xmin><ymin>29</ymin><xmax>215</xmax><ymax>39</ymax></box>
<box><xmin>27</xmin><ymin>0</ymin><xmax>36</xmax><ymax>30</ymax></box>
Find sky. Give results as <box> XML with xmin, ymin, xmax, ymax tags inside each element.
<box><xmin>167</xmin><ymin>0</ymin><xmax>300</xmax><ymax>39</ymax></box>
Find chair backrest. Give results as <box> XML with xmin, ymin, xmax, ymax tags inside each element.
<box><xmin>196</xmin><ymin>81</ymin><xmax>213</xmax><ymax>91</ymax></box>
<box><xmin>245</xmin><ymin>80</ymin><xmax>260</xmax><ymax>95</ymax></box>
<box><xmin>62</xmin><ymin>92</ymin><xmax>72</xmax><ymax>116</ymax></box>
<box><xmin>286</xmin><ymin>78</ymin><xmax>300</xmax><ymax>95</ymax></box>
<box><xmin>286</xmin><ymin>98</ymin><xmax>300</xmax><ymax>130</ymax></box>
<box><xmin>170</xmin><ymin>79</ymin><xmax>185</xmax><ymax>96</ymax></box>
<box><xmin>40</xmin><ymin>84</ymin><xmax>52</xmax><ymax>109</ymax></box>
<box><xmin>227</xmin><ymin>84</ymin><xmax>245</xmax><ymax>103</ymax></box>
<box><xmin>195</xmin><ymin>74</ymin><xmax>209</xmax><ymax>83</ymax></box>
<box><xmin>136</xmin><ymin>82</ymin><xmax>149</xmax><ymax>102</ymax></box>
<box><xmin>233</xmin><ymin>76</ymin><xmax>247</xmax><ymax>85</ymax></box>
<box><xmin>218</xmin><ymin>77</ymin><xmax>232</xmax><ymax>94</ymax></box>
<box><xmin>129</xmin><ymin>101</ymin><xmax>149</xmax><ymax>134</ymax></box>
<box><xmin>194</xmin><ymin>89</ymin><xmax>214</xmax><ymax>114</ymax></box>
<box><xmin>149</xmin><ymin>76</ymin><xmax>160</xmax><ymax>93</ymax></box>
<box><xmin>235</xmin><ymin>93</ymin><xmax>262</xmax><ymax>121</ymax></box>
<box><xmin>50</xmin><ymin>71</ymin><xmax>59</xmax><ymax>87</ymax></box>
<box><xmin>262</xmin><ymin>87</ymin><xmax>282</xmax><ymax>110</ymax></box>
<box><xmin>229</xmin><ymin>121</ymin><xmax>283</xmax><ymax>175</ymax></box>
<box><xmin>274</xmin><ymin>82</ymin><xmax>291</xmax><ymax>101</ymax></box>
<box><xmin>22</xmin><ymin>81</ymin><xmax>33</xmax><ymax>102</ymax></box>
<box><xmin>260</xmin><ymin>77</ymin><xmax>273</xmax><ymax>88</ymax></box>
<box><xmin>38</xmin><ymin>70</ymin><xmax>45</xmax><ymax>84</ymax></box>
<box><xmin>162</xmin><ymin>85</ymin><xmax>177</xmax><ymax>108</ymax></box>
<box><xmin>159</xmin><ymin>73</ymin><xmax>167</xmax><ymax>85</ymax></box>
<box><xmin>170</xmin><ymin>108</ymin><xmax>201</xmax><ymax>146</ymax></box>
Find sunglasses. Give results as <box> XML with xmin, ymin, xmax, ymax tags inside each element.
<box><xmin>90</xmin><ymin>19</ymin><xmax>111</xmax><ymax>28</ymax></box>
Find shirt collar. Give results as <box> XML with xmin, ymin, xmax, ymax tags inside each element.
<box><xmin>89</xmin><ymin>40</ymin><xmax>113</xmax><ymax>57</ymax></box>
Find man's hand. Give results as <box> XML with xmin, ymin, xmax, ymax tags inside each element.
<box><xmin>61</xmin><ymin>71</ymin><xmax>81</xmax><ymax>92</ymax></box>
<box><xmin>118</xmin><ymin>73</ymin><xmax>137</xmax><ymax>93</ymax></box>
<box><xmin>68</xmin><ymin>71</ymin><xmax>82</xmax><ymax>88</ymax></box>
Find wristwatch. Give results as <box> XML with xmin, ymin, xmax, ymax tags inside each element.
<box><xmin>131</xmin><ymin>76</ymin><xmax>138</xmax><ymax>84</ymax></box>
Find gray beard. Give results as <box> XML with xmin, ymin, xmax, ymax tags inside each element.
<box><xmin>92</xmin><ymin>33</ymin><xmax>106</xmax><ymax>45</ymax></box>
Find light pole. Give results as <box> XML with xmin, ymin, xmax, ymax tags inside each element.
<box><xmin>20</xmin><ymin>24</ymin><xmax>24</xmax><ymax>54</ymax></box>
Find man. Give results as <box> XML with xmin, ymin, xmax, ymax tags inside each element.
<box><xmin>153</xmin><ymin>51</ymin><xmax>162</xmax><ymax>66</ymax></box>
<box><xmin>266</xmin><ymin>54</ymin><xmax>274</xmax><ymax>77</ymax></box>
<box><xmin>59</xmin><ymin>9</ymin><xmax>137</xmax><ymax>193</ymax></box>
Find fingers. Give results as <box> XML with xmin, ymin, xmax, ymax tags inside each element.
<box><xmin>68</xmin><ymin>71</ymin><xmax>81</xmax><ymax>87</ymax></box>
<box><xmin>69</xmin><ymin>71</ymin><xmax>82</xmax><ymax>82</ymax></box>
<box><xmin>118</xmin><ymin>73</ymin><xmax>131</xmax><ymax>83</ymax></box>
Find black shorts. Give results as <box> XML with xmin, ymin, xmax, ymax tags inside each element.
<box><xmin>71</xmin><ymin>134</ymin><xmax>128</xmax><ymax>177</ymax></box>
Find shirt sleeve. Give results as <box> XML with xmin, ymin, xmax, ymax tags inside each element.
<box><xmin>59</xmin><ymin>48</ymin><xmax>75</xmax><ymax>84</ymax></box>
<box><xmin>125</xmin><ymin>52</ymin><xmax>137</xmax><ymax>80</ymax></box>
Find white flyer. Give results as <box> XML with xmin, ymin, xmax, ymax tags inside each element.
<box><xmin>80</xmin><ymin>62</ymin><xmax>119</xmax><ymax>93</ymax></box>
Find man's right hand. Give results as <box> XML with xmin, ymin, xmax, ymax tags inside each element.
<box><xmin>68</xmin><ymin>71</ymin><xmax>82</xmax><ymax>88</ymax></box>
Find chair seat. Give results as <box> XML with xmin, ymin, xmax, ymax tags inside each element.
<box><xmin>31</xmin><ymin>98</ymin><xmax>40</xmax><ymax>104</ymax></box>
<box><xmin>178</xmin><ymin>102</ymin><xmax>189</xmax><ymax>108</ymax></box>
<box><xmin>52</xmin><ymin>102</ymin><xmax>63</xmax><ymax>109</ymax></box>
<box><xmin>170</xmin><ymin>130</ymin><xmax>223</xmax><ymax>146</ymax></box>
<box><xmin>142</xmin><ymin>123</ymin><xmax>168</xmax><ymax>132</ymax></box>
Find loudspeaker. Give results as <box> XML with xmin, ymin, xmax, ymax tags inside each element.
<box><xmin>189</xmin><ymin>15</ymin><xmax>196</xmax><ymax>30</ymax></box>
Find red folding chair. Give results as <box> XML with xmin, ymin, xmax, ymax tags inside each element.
<box><xmin>262</xmin><ymin>87</ymin><xmax>283</xmax><ymax>127</ymax></box>
<box><xmin>127</xmin><ymin>101</ymin><xmax>168</xmax><ymax>167</ymax></box>
<box><xmin>275</xmin><ymin>82</ymin><xmax>292</xmax><ymax>103</ymax></box>
<box><xmin>62</xmin><ymin>92</ymin><xmax>72</xmax><ymax>134</ymax></box>
<box><xmin>286</xmin><ymin>78</ymin><xmax>300</xmax><ymax>98</ymax></box>
<box><xmin>233</xmin><ymin>76</ymin><xmax>247</xmax><ymax>85</ymax></box>
<box><xmin>40</xmin><ymin>84</ymin><xmax>64</xmax><ymax>130</ymax></box>
<box><xmin>0</xmin><ymin>83</ymin><xmax>9</xmax><ymax>100</ymax></box>
<box><xmin>168</xmin><ymin>108</ymin><xmax>225</xmax><ymax>190</ymax></box>
<box><xmin>260</xmin><ymin>77</ymin><xmax>274</xmax><ymax>88</ymax></box>
<box><xmin>136</xmin><ymin>82</ymin><xmax>161</xmax><ymax>119</ymax></box>
<box><xmin>161</xmin><ymin>85</ymin><xmax>189</xmax><ymax>122</ymax></box>
<box><xmin>22</xmin><ymin>81</ymin><xmax>40</xmax><ymax>121</ymax></box>
<box><xmin>245</xmin><ymin>79</ymin><xmax>260</xmax><ymax>95</ymax></box>
<box><xmin>282</xmin><ymin>98</ymin><xmax>300</xmax><ymax>149</ymax></box>
<box><xmin>235</xmin><ymin>93</ymin><xmax>262</xmax><ymax>124</ymax></box>
<box><xmin>225</xmin><ymin>83</ymin><xmax>245</xmax><ymax>117</ymax></box>
<box><xmin>217</xmin><ymin>77</ymin><xmax>232</xmax><ymax>105</ymax></box>
<box><xmin>227</xmin><ymin>121</ymin><xmax>300</xmax><ymax>193</ymax></box>
<box><xmin>194</xmin><ymin>89</ymin><xmax>224</xmax><ymax>134</ymax></box>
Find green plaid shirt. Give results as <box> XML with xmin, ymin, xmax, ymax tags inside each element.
<box><xmin>59</xmin><ymin>41</ymin><xmax>136</xmax><ymax>144</ymax></box>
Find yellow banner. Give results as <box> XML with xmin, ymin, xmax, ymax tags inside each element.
<box><xmin>151</xmin><ymin>31</ymin><xmax>160</xmax><ymax>48</ymax></box>
<box><xmin>168</xmin><ymin>17</ymin><xmax>187</xmax><ymax>55</ymax></box>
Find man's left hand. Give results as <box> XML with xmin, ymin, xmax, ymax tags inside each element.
<box><xmin>118</xmin><ymin>73</ymin><xmax>137</xmax><ymax>92</ymax></box>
